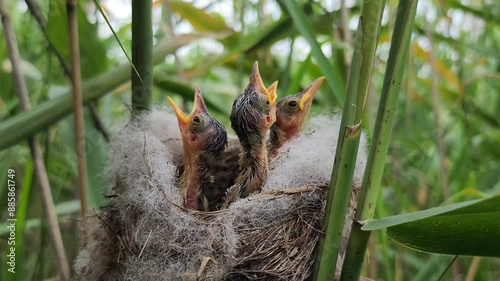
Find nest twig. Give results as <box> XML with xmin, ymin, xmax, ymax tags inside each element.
<box><xmin>75</xmin><ymin>182</ymin><xmax>342</xmax><ymax>281</ymax></box>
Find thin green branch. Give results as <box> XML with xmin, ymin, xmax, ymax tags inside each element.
<box><xmin>131</xmin><ymin>0</ymin><xmax>153</xmax><ymax>112</ymax></box>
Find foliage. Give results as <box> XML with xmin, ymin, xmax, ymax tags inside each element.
<box><xmin>0</xmin><ymin>0</ymin><xmax>499</xmax><ymax>280</ymax></box>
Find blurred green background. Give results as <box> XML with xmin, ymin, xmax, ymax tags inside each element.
<box><xmin>0</xmin><ymin>0</ymin><xmax>499</xmax><ymax>280</ymax></box>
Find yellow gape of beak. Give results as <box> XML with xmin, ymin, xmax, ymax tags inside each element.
<box><xmin>167</xmin><ymin>85</ymin><xmax>207</xmax><ymax>126</ymax></box>
<box><xmin>267</xmin><ymin>81</ymin><xmax>278</xmax><ymax>105</ymax></box>
<box><xmin>298</xmin><ymin>91</ymin><xmax>311</xmax><ymax>111</ymax></box>
<box><xmin>250</xmin><ymin>61</ymin><xmax>277</xmax><ymax>105</ymax></box>
<box><xmin>298</xmin><ymin>76</ymin><xmax>325</xmax><ymax>110</ymax></box>
<box><xmin>168</xmin><ymin>96</ymin><xmax>190</xmax><ymax>125</ymax></box>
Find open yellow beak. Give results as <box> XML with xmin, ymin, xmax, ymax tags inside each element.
<box><xmin>167</xmin><ymin>85</ymin><xmax>207</xmax><ymax>129</ymax></box>
<box><xmin>250</xmin><ymin>61</ymin><xmax>277</xmax><ymax>105</ymax></box>
<box><xmin>267</xmin><ymin>80</ymin><xmax>278</xmax><ymax>104</ymax></box>
<box><xmin>298</xmin><ymin>76</ymin><xmax>325</xmax><ymax>110</ymax></box>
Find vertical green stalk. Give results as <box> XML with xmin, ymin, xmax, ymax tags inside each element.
<box><xmin>131</xmin><ymin>0</ymin><xmax>152</xmax><ymax>112</ymax></box>
<box><xmin>340</xmin><ymin>1</ymin><xmax>419</xmax><ymax>280</ymax></box>
<box><xmin>312</xmin><ymin>0</ymin><xmax>385</xmax><ymax>280</ymax></box>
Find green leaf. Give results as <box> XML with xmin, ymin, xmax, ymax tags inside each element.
<box><xmin>46</xmin><ymin>0</ymin><xmax>108</xmax><ymax>78</ymax></box>
<box><xmin>46</xmin><ymin>0</ymin><xmax>69</xmax><ymax>60</ymax></box>
<box><xmin>280</xmin><ymin>0</ymin><xmax>346</xmax><ymax>105</ymax></box>
<box><xmin>78</xmin><ymin>2</ymin><xmax>108</xmax><ymax>78</ymax></box>
<box><xmin>168</xmin><ymin>0</ymin><xmax>232</xmax><ymax>34</ymax></box>
<box><xmin>363</xmin><ymin>195</ymin><xmax>500</xmax><ymax>257</ymax></box>
<box><xmin>56</xmin><ymin>109</ymin><xmax>109</xmax><ymax>207</ymax></box>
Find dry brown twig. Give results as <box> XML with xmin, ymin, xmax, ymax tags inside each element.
<box><xmin>67</xmin><ymin>0</ymin><xmax>89</xmax><ymax>239</ymax></box>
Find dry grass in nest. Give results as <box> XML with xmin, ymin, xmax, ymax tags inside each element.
<box><xmin>228</xmin><ymin>186</ymin><xmax>327</xmax><ymax>281</ymax></box>
<box><xmin>77</xmin><ymin>184</ymin><xmax>360</xmax><ymax>280</ymax></box>
<box><xmin>74</xmin><ymin>183</ymin><xmax>354</xmax><ymax>281</ymax></box>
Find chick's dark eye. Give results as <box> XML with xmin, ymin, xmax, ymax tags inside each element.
<box><xmin>193</xmin><ymin>116</ymin><xmax>200</xmax><ymax>123</ymax></box>
<box><xmin>288</xmin><ymin>100</ymin><xmax>298</xmax><ymax>107</ymax></box>
<box><xmin>266</xmin><ymin>100</ymin><xmax>270</xmax><ymax>105</ymax></box>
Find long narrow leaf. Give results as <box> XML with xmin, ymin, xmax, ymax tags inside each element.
<box><xmin>363</xmin><ymin>195</ymin><xmax>500</xmax><ymax>257</ymax></box>
<box><xmin>281</xmin><ymin>0</ymin><xmax>345</xmax><ymax>105</ymax></box>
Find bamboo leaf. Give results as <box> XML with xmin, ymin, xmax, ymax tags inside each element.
<box><xmin>46</xmin><ymin>0</ymin><xmax>69</xmax><ymax>59</ymax></box>
<box><xmin>168</xmin><ymin>0</ymin><xmax>231</xmax><ymax>33</ymax></box>
<box><xmin>46</xmin><ymin>0</ymin><xmax>108</xmax><ymax>78</ymax></box>
<box><xmin>280</xmin><ymin>0</ymin><xmax>346</xmax><ymax>105</ymax></box>
<box><xmin>77</xmin><ymin>2</ymin><xmax>108</xmax><ymax>78</ymax></box>
<box><xmin>363</xmin><ymin>195</ymin><xmax>500</xmax><ymax>257</ymax></box>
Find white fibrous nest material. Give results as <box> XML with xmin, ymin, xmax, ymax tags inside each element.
<box><xmin>73</xmin><ymin>109</ymin><xmax>368</xmax><ymax>281</ymax></box>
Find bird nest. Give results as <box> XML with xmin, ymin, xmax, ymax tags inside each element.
<box><xmin>74</xmin><ymin>109</ymin><xmax>365</xmax><ymax>281</ymax></box>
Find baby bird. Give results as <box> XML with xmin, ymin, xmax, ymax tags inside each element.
<box><xmin>270</xmin><ymin>76</ymin><xmax>325</xmax><ymax>154</ymax></box>
<box><xmin>226</xmin><ymin>62</ymin><xmax>278</xmax><ymax>202</ymax></box>
<box><xmin>168</xmin><ymin>86</ymin><xmax>227</xmax><ymax>211</ymax></box>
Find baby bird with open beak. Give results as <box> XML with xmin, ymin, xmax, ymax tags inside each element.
<box><xmin>226</xmin><ymin>62</ymin><xmax>278</xmax><ymax>203</ymax></box>
<box><xmin>168</xmin><ymin>86</ymin><xmax>227</xmax><ymax>211</ymax></box>
<box><xmin>270</xmin><ymin>76</ymin><xmax>325</xmax><ymax>154</ymax></box>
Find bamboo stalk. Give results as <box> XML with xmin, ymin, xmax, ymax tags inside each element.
<box><xmin>0</xmin><ymin>1</ymin><xmax>70</xmax><ymax>280</ymax></box>
<box><xmin>0</xmin><ymin>35</ymin><xmax>195</xmax><ymax>150</ymax></box>
<box><xmin>131</xmin><ymin>0</ymin><xmax>153</xmax><ymax>113</ymax></box>
<box><xmin>340</xmin><ymin>1</ymin><xmax>419</xmax><ymax>280</ymax></box>
<box><xmin>312</xmin><ymin>0</ymin><xmax>386</xmax><ymax>280</ymax></box>
<box><xmin>67</xmin><ymin>0</ymin><xmax>89</xmax><ymax>237</ymax></box>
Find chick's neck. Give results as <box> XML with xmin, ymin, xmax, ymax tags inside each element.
<box><xmin>181</xmin><ymin>146</ymin><xmax>211</xmax><ymax>210</ymax></box>
<box><xmin>236</xmin><ymin>133</ymin><xmax>268</xmax><ymax>197</ymax></box>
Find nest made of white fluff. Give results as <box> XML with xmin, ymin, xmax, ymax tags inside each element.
<box><xmin>74</xmin><ymin>109</ymin><xmax>367</xmax><ymax>281</ymax></box>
